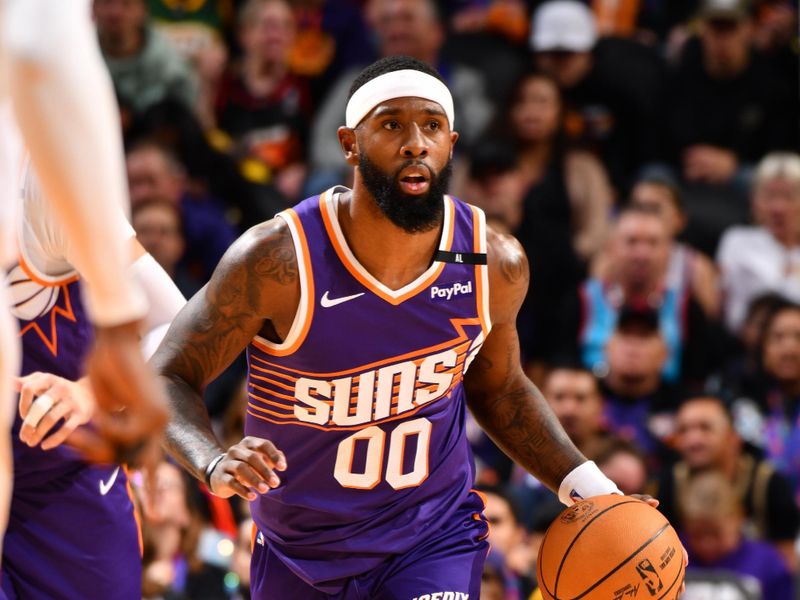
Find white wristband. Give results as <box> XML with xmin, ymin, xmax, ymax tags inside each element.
<box><xmin>558</xmin><ymin>460</ymin><xmax>622</xmax><ymax>506</ymax></box>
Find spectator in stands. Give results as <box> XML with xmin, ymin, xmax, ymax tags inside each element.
<box><xmin>131</xmin><ymin>199</ymin><xmax>203</xmax><ymax>299</ymax></box>
<box><xmin>307</xmin><ymin>0</ymin><xmax>494</xmax><ymax>193</ymax></box>
<box><xmin>126</xmin><ymin>141</ymin><xmax>237</xmax><ymax>284</ymax></box>
<box><xmin>681</xmin><ymin>470</ymin><xmax>795</xmax><ymax>600</ymax></box>
<box><xmin>718</xmin><ymin>152</ymin><xmax>800</xmax><ymax>332</ymax></box>
<box><xmin>139</xmin><ymin>461</ymin><xmax>233</xmax><ymax>599</ymax></box>
<box><xmin>650</xmin><ymin>396</ymin><xmax>799</xmax><ymax>571</ymax></box>
<box><xmin>666</xmin><ymin>0</ymin><xmax>798</xmax><ymax>255</ymax></box>
<box><xmin>214</xmin><ymin>0</ymin><xmax>313</xmax><ymax>202</ymax></box>
<box><xmin>597</xmin><ymin>306</ymin><xmax>679</xmax><ymax>462</ymax></box>
<box><xmin>542</xmin><ymin>365</ymin><xmax>610</xmax><ymax>456</ymax></box>
<box><xmin>478</xmin><ymin>485</ymin><xmax>536</xmax><ymax>600</ymax></box>
<box><xmin>93</xmin><ymin>0</ymin><xmax>199</xmax><ymax>115</ymax></box>
<box><xmin>462</xmin><ymin>142</ymin><xmax>526</xmax><ymax>234</ymax></box>
<box><xmin>754</xmin><ymin>303</ymin><xmax>800</xmax><ymax>502</ymax></box>
<box><xmin>499</xmin><ymin>70</ymin><xmax>613</xmax><ymax>368</ymax></box>
<box><xmin>147</xmin><ymin>0</ymin><xmax>230</xmax><ymax>129</ymax></box>
<box><xmin>668</xmin><ymin>0</ymin><xmax>796</xmax><ymax>189</ymax></box>
<box><xmin>593</xmin><ymin>437</ymin><xmax>649</xmax><ymax>496</ymax></box>
<box><xmin>572</xmin><ymin>206</ymin><xmax>719</xmax><ymax>384</ymax></box>
<box><xmin>630</xmin><ymin>174</ymin><xmax>721</xmax><ymax>318</ymax></box>
<box><xmin>529</xmin><ymin>0</ymin><xmax>667</xmax><ymax>192</ymax></box>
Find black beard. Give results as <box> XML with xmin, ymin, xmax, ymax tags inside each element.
<box><xmin>358</xmin><ymin>154</ymin><xmax>452</xmax><ymax>234</ymax></box>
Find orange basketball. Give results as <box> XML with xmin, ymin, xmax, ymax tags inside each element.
<box><xmin>537</xmin><ymin>494</ymin><xmax>684</xmax><ymax>600</ymax></box>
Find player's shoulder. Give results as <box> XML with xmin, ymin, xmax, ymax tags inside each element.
<box><xmin>218</xmin><ymin>216</ymin><xmax>297</xmax><ymax>287</ymax></box>
<box><xmin>486</xmin><ymin>225</ymin><xmax>528</xmax><ymax>288</ymax></box>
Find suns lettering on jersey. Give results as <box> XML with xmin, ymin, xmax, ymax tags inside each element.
<box><xmin>293</xmin><ymin>348</ymin><xmax>458</xmax><ymax>427</ymax></box>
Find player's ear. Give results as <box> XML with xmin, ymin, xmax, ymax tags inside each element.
<box><xmin>449</xmin><ymin>130</ymin><xmax>459</xmax><ymax>160</ymax></box>
<box><xmin>338</xmin><ymin>127</ymin><xmax>360</xmax><ymax>166</ymax></box>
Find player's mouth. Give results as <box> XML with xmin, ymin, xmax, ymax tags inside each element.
<box><xmin>398</xmin><ymin>165</ymin><xmax>431</xmax><ymax>195</ymax></box>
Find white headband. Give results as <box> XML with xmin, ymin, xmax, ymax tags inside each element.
<box><xmin>345</xmin><ymin>69</ymin><xmax>455</xmax><ymax>129</ymax></box>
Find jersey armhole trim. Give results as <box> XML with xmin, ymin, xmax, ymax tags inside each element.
<box><xmin>15</xmin><ymin>251</ymin><xmax>78</xmax><ymax>287</ymax></box>
<box><xmin>251</xmin><ymin>209</ymin><xmax>314</xmax><ymax>356</ymax></box>
<box><xmin>470</xmin><ymin>205</ymin><xmax>491</xmax><ymax>336</ymax></box>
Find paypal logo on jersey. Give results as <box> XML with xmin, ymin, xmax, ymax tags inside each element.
<box><xmin>430</xmin><ymin>280</ymin><xmax>473</xmax><ymax>302</ymax></box>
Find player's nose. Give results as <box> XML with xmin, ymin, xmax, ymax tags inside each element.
<box><xmin>400</xmin><ymin>124</ymin><xmax>428</xmax><ymax>158</ymax></box>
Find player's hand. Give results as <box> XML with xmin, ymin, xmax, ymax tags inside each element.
<box><xmin>208</xmin><ymin>436</ymin><xmax>287</xmax><ymax>501</ymax></box>
<box><xmin>16</xmin><ymin>373</ymin><xmax>95</xmax><ymax>450</ymax></box>
<box><xmin>630</xmin><ymin>494</ymin><xmax>689</xmax><ymax>595</ymax></box>
<box><xmin>67</xmin><ymin>320</ymin><xmax>168</xmax><ymax>467</ymax></box>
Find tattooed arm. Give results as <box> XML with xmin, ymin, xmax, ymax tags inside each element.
<box><xmin>464</xmin><ymin>228</ymin><xmax>586</xmax><ymax>492</ymax></box>
<box><xmin>150</xmin><ymin>218</ymin><xmax>295</xmax><ymax>499</ymax></box>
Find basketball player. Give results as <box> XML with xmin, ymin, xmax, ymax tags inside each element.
<box><xmin>0</xmin><ymin>0</ymin><xmax>170</xmax><ymax>554</ymax></box>
<box><xmin>0</xmin><ymin>156</ymin><xmax>186</xmax><ymax>600</ymax></box>
<box><xmin>154</xmin><ymin>56</ymin><xmax>643</xmax><ymax>598</ymax></box>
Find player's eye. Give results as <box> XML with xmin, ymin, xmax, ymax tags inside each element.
<box><xmin>383</xmin><ymin>120</ymin><xmax>400</xmax><ymax>130</ymax></box>
<box><xmin>427</xmin><ymin>120</ymin><xmax>441</xmax><ymax>131</ymax></box>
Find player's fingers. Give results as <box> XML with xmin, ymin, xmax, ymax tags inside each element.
<box><xmin>228</xmin><ymin>447</ymin><xmax>278</xmax><ymax>490</ymax></box>
<box><xmin>227</xmin><ymin>460</ymin><xmax>271</xmax><ymax>494</ymax></box>
<box><xmin>17</xmin><ymin>372</ymin><xmax>56</xmax><ymax>418</ymax></box>
<box><xmin>40</xmin><ymin>414</ymin><xmax>83</xmax><ymax>451</ymax></box>
<box><xmin>19</xmin><ymin>393</ymin><xmax>56</xmax><ymax>442</ymax></box>
<box><xmin>242</xmin><ymin>437</ymin><xmax>287</xmax><ymax>470</ymax></box>
<box><xmin>216</xmin><ymin>472</ymin><xmax>256</xmax><ymax>501</ymax></box>
<box><xmin>25</xmin><ymin>400</ymin><xmax>72</xmax><ymax>447</ymax></box>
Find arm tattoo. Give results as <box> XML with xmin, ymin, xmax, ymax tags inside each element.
<box><xmin>253</xmin><ymin>233</ymin><xmax>297</xmax><ymax>285</ymax></box>
<box><xmin>153</xmin><ymin>222</ymin><xmax>297</xmax><ymax>479</ymax></box>
<box><xmin>468</xmin><ymin>347</ymin><xmax>584</xmax><ymax>492</ymax></box>
<box><xmin>500</xmin><ymin>251</ymin><xmax>527</xmax><ymax>285</ymax></box>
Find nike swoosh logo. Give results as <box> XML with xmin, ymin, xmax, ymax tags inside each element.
<box><xmin>320</xmin><ymin>291</ymin><xmax>364</xmax><ymax>308</ymax></box>
<box><xmin>99</xmin><ymin>466</ymin><xmax>120</xmax><ymax>496</ymax></box>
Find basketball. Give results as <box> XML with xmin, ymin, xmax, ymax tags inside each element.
<box><xmin>537</xmin><ymin>495</ymin><xmax>684</xmax><ymax>600</ymax></box>
<box><xmin>6</xmin><ymin>265</ymin><xmax>59</xmax><ymax>321</ymax></box>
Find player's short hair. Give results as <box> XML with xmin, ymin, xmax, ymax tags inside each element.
<box><xmin>347</xmin><ymin>56</ymin><xmax>445</xmax><ymax>103</ymax></box>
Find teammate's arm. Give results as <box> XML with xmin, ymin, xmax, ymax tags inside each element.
<box><xmin>464</xmin><ymin>229</ymin><xmax>615</xmax><ymax>501</ymax></box>
<box><xmin>151</xmin><ymin>219</ymin><xmax>293</xmax><ymax>500</ymax></box>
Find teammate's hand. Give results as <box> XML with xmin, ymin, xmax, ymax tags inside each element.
<box><xmin>208</xmin><ymin>436</ymin><xmax>287</xmax><ymax>501</ymax></box>
<box><xmin>67</xmin><ymin>320</ymin><xmax>168</xmax><ymax>467</ymax></box>
<box><xmin>16</xmin><ymin>372</ymin><xmax>95</xmax><ymax>450</ymax></box>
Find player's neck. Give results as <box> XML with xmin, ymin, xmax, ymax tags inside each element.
<box><xmin>337</xmin><ymin>189</ymin><xmax>443</xmax><ymax>291</ymax></box>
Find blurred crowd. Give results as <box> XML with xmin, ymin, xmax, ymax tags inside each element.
<box><xmin>94</xmin><ymin>0</ymin><xmax>800</xmax><ymax>598</ymax></box>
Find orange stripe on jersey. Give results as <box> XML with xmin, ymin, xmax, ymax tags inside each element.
<box><xmin>17</xmin><ymin>255</ymin><xmax>79</xmax><ymax>287</ymax></box>
<box><xmin>470</xmin><ymin>205</ymin><xmax>490</xmax><ymax>337</ymax></box>
<box><xmin>247</xmin><ymin>400</ymin><xmax>295</xmax><ymax>419</ymax></box>
<box><xmin>248</xmin><ymin>360</ymin><xmax>299</xmax><ymax>382</ymax></box>
<box><xmin>249</xmin><ymin>371</ymin><xmax>296</xmax><ymax>392</ymax></box>
<box><xmin>122</xmin><ymin>467</ymin><xmax>144</xmax><ymax>557</ymax></box>
<box><xmin>252</xmin><ymin>207</ymin><xmax>314</xmax><ymax>356</ymax></box>
<box><xmin>252</xmin><ymin>320</ymin><xmax>479</xmax><ymax>379</ymax></box>
<box><xmin>318</xmin><ymin>194</ymin><xmax>455</xmax><ymax>306</ymax></box>
<box><xmin>248</xmin><ymin>383</ymin><xmax>296</xmax><ymax>402</ymax></box>
<box><xmin>247</xmin><ymin>388</ymin><xmax>299</xmax><ymax>410</ymax></box>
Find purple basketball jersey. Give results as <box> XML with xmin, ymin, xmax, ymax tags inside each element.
<box><xmin>9</xmin><ymin>260</ymin><xmax>92</xmax><ymax>485</ymax></box>
<box><xmin>2</xmin><ymin>258</ymin><xmax>141</xmax><ymax>600</ymax></box>
<box><xmin>244</xmin><ymin>187</ymin><xmax>491</xmax><ymax>587</ymax></box>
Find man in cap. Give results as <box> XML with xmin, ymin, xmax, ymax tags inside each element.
<box><xmin>529</xmin><ymin>0</ymin><xmax>666</xmax><ymax>192</ymax></box>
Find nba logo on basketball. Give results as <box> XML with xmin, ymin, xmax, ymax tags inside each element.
<box><xmin>635</xmin><ymin>558</ymin><xmax>663</xmax><ymax>596</ymax></box>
